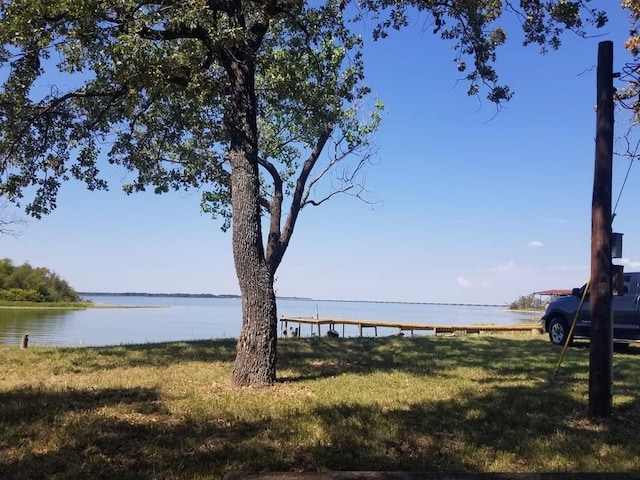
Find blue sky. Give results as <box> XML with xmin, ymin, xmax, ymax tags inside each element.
<box><xmin>2</xmin><ymin>2</ymin><xmax>639</xmax><ymax>305</ymax></box>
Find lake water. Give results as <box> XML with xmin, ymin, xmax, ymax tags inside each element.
<box><xmin>0</xmin><ymin>295</ymin><xmax>537</xmax><ymax>347</ymax></box>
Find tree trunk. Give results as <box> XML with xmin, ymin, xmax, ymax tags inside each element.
<box><xmin>232</xmin><ymin>276</ymin><xmax>278</xmax><ymax>386</ymax></box>
<box><xmin>225</xmin><ymin>52</ymin><xmax>278</xmax><ymax>387</ymax></box>
<box><xmin>230</xmin><ymin>141</ymin><xmax>278</xmax><ymax>385</ymax></box>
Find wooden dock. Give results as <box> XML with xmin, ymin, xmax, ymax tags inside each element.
<box><xmin>280</xmin><ymin>316</ymin><xmax>543</xmax><ymax>338</ymax></box>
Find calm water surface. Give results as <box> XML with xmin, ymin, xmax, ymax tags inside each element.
<box><xmin>0</xmin><ymin>295</ymin><xmax>536</xmax><ymax>347</ymax></box>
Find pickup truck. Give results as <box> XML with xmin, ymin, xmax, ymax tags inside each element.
<box><xmin>542</xmin><ymin>271</ymin><xmax>640</xmax><ymax>346</ymax></box>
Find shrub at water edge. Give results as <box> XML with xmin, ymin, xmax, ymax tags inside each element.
<box><xmin>0</xmin><ymin>258</ymin><xmax>80</xmax><ymax>303</ymax></box>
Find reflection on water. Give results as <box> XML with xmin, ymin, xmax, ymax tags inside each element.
<box><xmin>0</xmin><ymin>296</ymin><xmax>537</xmax><ymax>347</ymax></box>
<box><xmin>0</xmin><ymin>308</ymin><xmax>77</xmax><ymax>346</ymax></box>
<box><xmin>0</xmin><ymin>297</ymin><xmax>244</xmax><ymax>347</ymax></box>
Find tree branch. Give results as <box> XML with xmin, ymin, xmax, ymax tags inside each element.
<box><xmin>265</xmin><ymin>124</ymin><xmax>332</xmax><ymax>273</ymax></box>
<box><xmin>260</xmin><ymin>156</ymin><xmax>284</xmax><ymax>264</ymax></box>
<box><xmin>0</xmin><ymin>200</ymin><xmax>26</xmax><ymax>236</ymax></box>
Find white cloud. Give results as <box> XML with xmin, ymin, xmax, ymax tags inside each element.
<box><xmin>458</xmin><ymin>277</ymin><xmax>492</xmax><ymax>289</ymax></box>
<box><xmin>484</xmin><ymin>261</ymin><xmax>518</xmax><ymax>272</ymax></box>
<box><xmin>543</xmin><ymin>264</ymin><xmax>588</xmax><ymax>272</ymax></box>
<box><xmin>498</xmin><ymin>261</ymin><xmax>517</xmax><ymax>271</ymax></box>
<box><xmin>617</xmin><ymin>258</ymin><xmax>640</xmax><ymax>269</ymax></box>
<box><xmin>529</xmin><ymin>240</ymin><xmax>544</xmax><ymax>248</ymax></box>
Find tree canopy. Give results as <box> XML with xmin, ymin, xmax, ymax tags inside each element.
<box><xmin>0</xmin><ymin>1</ymin><xmax>609</xmax><ymax>217</ymax></box>
<box><xmin>359</xmin><ymin>0</ymin><xmax>607</xmax><ymax>103</ymax></box>
<box><xmin>624</xmin><ymin>0</ymin><xmax>640</xmax><ymax>55</ymax></box>
<box><xmin>0</xmin><ymin>258</ymin><xmax>80</xmax><ymax>302</ymax></box>
<box><xmin>618</xmin><ymin>1</ymin><xmax>640</xmax><ymax>124</ymax></box>
<box><xmin>0</xmin><ymin>0</ymin><xmax>379</xmax><ymax>229</ymax></box>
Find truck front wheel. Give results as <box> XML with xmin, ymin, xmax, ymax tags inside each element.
<box><xmin>548</xmin><ymin>317</ymin><xmax>571</xmax><ymax>346</ymax></box>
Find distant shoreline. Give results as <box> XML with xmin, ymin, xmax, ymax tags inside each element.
<box><xmin>80</xmin><ymin>292</ymin><xmax>243</xmax><ymax>299</ymax></box>
<box><xmin>79</xmin><ymin>292</ymin><xmax>508</xmax><ymax>308</ymax></box>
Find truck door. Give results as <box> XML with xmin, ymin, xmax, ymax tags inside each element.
<box><xmin>612</xmin><ymin>274</ymin><xmax>639</xmax><ymax>340</ymax></box>
<box><xmin>574</xmin><ymin>284</ymin><xmax>592</xmax><ymax>338</ymax></box>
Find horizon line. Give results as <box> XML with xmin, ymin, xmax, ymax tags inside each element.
<box><xmin>79</xmin><ymin>292</ymin><xmax>508</xmax><ymax>308</ymax></box>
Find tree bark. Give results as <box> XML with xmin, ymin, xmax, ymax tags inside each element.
<box><xmin>232</xmin><ymin>277</ymin><xmax>278</xmax><ymax>386</ymax></box>
<box><xmin>225</xmin><ymin>50</ymin><xmax>278</xmax><ymax>387</ymax></box>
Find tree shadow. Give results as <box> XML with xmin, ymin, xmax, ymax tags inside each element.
<box><xmin>277</xmin><ymin>336</ymin><xmax>583</xmax><ymax>383</ymax></box>
<box><xmin>3</xmin><ymin>336</ymin><xmax>640</xmax><ymax>478</ymax></box>
<box><xmin>4</xmin><ymin>380</ymin><xmax>639</xmax><ymax>479</ymax></box>
<box><xmin>33</xmin><ymin>339</ymin><xmax>238</xmax><ymax>373</ymax></box>
<box><xmin>19</xmin><ymin>334</ymin><xmax>633</xmax><ymax>389</ymax></box>
<box><xmin>0</xmin><ymin>386</ymin><xmax>162</xmax><ymax>426</ymax></box>
<box><xmin>22</xmin><ymin>332</ymin><xmax>592</xmax><ymax>382</ymax></box>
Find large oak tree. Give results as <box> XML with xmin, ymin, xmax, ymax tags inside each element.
<box><xmin>0</xmin><ymin>0</ymin><xmax>380</xmax><ymax>386</ymax></box>
<box><xmin>0</xmin><ymin>0</ymin><xmax>607</xmax><ymax>386</ymax></box>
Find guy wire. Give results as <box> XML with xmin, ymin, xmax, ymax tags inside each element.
<box><xmin>613</xmin><ymin>138</ymin><xmax>639</xmax><ymax>218</ymax></box>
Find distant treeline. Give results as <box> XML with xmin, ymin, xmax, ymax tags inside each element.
<box><xmin>0</xmin><ymin>258</ymin><xmax>80</xmax><ymax>302</ymax></box>
<box><xmin>80</xmin><ymin>292</ymin><xmax>503</xmax><ymax>306</ymax></box>
<box><xmin>80</xmin><ymin>292</ymin><xmax>312</xmax><ymax>301</ymax></box>
<box><xmin>80</xmin><ymin>292</ymin><xmax>241</xmax><ymax>299</ymax></box>
<box><xmin>509</xmin><ymin>294</ymin><xmax>544</xmax><ymax>311</ymax></box>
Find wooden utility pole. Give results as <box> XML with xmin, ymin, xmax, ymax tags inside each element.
<box><xmin>589</xmin><ymin>40</ymin><xmax>614</xmax><ymax>418</ymax></box>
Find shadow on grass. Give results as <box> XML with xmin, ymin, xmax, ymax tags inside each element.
<box><xmin>3</xmin><ymin>378</ymin><xmax>640</xmax><ymax>479</ymax></box>
<box><xmin>277</xmin><ymin>336</ymin><xmax>591</xmax><ymax>383</ymax></box>
<box><xmin>31</xmin><ymin>338</ymin><xmax>238</xmax><ymax>373</ymax></box>
<box><xmin>94</xmin><ymin>338</ymin><xmax>239</xmax><ymax>365</ymax></box>
<box><xmin>26</xmin><ymin>334</ymin><xmax>640</xmax><ymax>384</ymax></box>
<box><xmin>0</xmin><ymin>386</ymin><xmax>163</xmax><ymax>426</ymax></box>
<box><xmin>14</xmin><ymin>335</ymin><xmax>640</xmax><ymax>388</ymax></box>
<box><xmin>3</xmin><ymin>336</ymin><xmax>640</xmax><ymax>478</ymax></box>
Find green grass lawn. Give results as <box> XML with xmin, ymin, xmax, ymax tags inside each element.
<box><xmin>1</xmin><ymin>334</ymin><xmax>639</xmax><ymax>479</ymax></box>
<box><xmin>0</xmin><ymin>300</ymin><xmax>94</xmax><ymax>309</ymax></box>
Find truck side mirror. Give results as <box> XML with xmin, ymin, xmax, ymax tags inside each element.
<box><xmin>612</xmin><ymin>265</ymin><xmax>624</xmax><ymax>296</ymax></box>
<box><xmin>572</xmin><ymin>287</ymin><xmax>583</xmax><ymax>297</ymax></box>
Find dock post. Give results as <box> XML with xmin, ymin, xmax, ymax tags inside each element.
<box><xmin>358</xmin><ymin>324</ymin><xmax>362</xmax><ymax>337</ymax></box>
